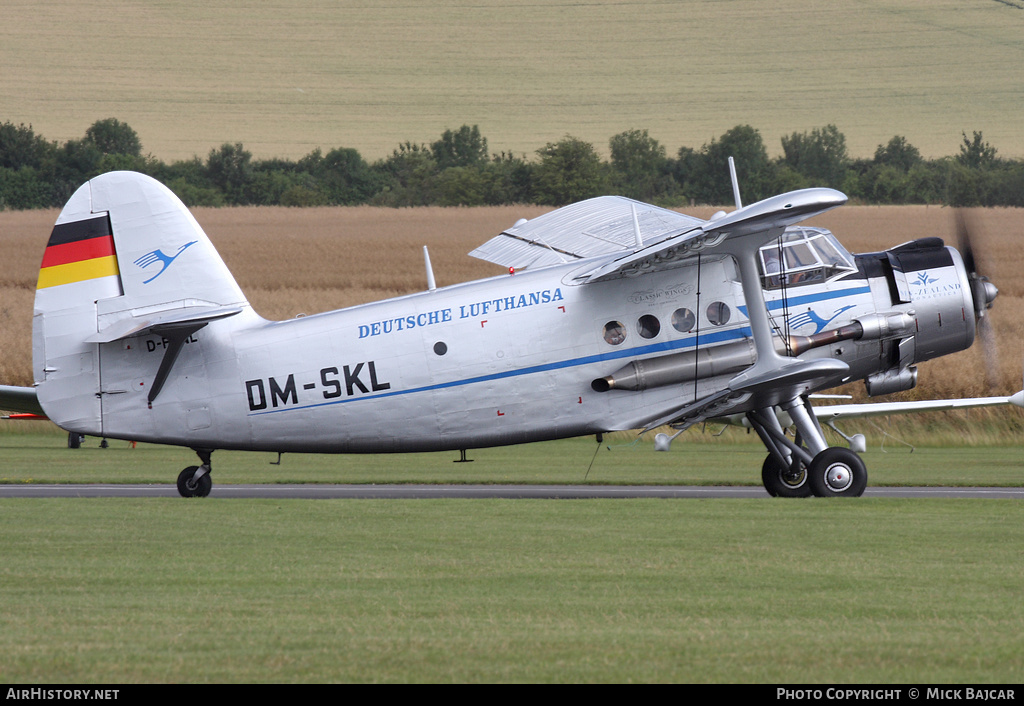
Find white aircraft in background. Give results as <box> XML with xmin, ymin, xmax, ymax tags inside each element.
<box><xmin>0</xmin><ymin>168</ymin><xmax>1004</xmax><ymax>497</ymax></box>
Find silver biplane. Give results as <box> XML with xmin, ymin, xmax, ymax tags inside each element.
<box><xmin>0</xmin><ymin>170</ymin><xmax>1000</xmax><ymax>497</ymax></box>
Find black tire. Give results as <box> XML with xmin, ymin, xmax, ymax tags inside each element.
<box><xmin>67</xmin><ymin>433</ymin><xmax>83</xmax><ymax>449</ymax></box>
<box><xmin>808</xmin><ymin>447</ymin><xmax>867</xmax><ymax>497</ymax></box>
<box><xmin>177</xmin><ymin>466</ymin><xmax>212</xmax><ymax>498</ymax></box>
<box><xmin>761</xmin><ymin>454</ymin><xmax>812</xmax><ymax>498</ymax></box>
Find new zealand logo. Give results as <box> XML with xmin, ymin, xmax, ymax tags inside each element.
<box><xmin>787</xmin><ymin>304</ymin><xmax>856</xmax><ymax>333</ymax></box>
<box><xmin>134</xmin><ymin>241</ymin><xmax>198</xmax><ymax>283</ymax></box>
<box><xmin>914</xmin><ymin>271</ymin><xmax>937</xmax><ymax>286</ymax></box>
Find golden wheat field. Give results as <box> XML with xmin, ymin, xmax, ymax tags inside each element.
<box><xmin>3</xmin><ymin>0</ymin><xmax>1023</xmax><ymax>161</ymax></box>
<box><xmin>1</xmin><ymin>204</ymin><xmax>1021</xmax><ymax>411</ymax></box>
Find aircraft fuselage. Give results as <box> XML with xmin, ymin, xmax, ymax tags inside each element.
<box><xmin>91</xmin><ymin>245</ymin><xmax>966</xmax><ymax>453</ymax></box>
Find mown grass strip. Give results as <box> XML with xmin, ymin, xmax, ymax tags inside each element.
<box><xmin>1</xmin><ymin>498</ymin><xmax>1021</xmax><ymax>682</ymax></box>
<box><xmin>1</xmin><ymin>426</ymin><xmax>1024</xmax><ymax>487</ymax></box>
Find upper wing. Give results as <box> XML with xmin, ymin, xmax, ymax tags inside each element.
<box><xmin>470</xmin><ymin>189</ymin><xmax>846</xmax><ymax>281</ymax></box>
<box><xmin>578</xmin><ymin>188</ymin><xmax>847</xmax><ymax>283</ymax></box>
<box><xmin>469</xmin><ymin>196</ymin><xmax>704</xmax><ymax>271</ymax></box>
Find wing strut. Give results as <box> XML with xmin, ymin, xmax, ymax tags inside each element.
<box><xmin>423</xmin><ymin>246</ymin><xmax>437</xmax><ymax>291</ymax></box>
<box><xmin>731</xmin><ymin>243</ymin><xmax>790</xmax><ymax>383</ymax></box>
<box><xmin>728</xmin><ymin>156</ymin><xmax>742</xmax><ymax>209</ymax></box>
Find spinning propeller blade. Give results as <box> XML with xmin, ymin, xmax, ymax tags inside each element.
<box><xmin>955</xmin><ymin>210</ymin><xmax>1000</xmax><ymax>388</ymax></box>
<box><xmin>955</xmin><ymin>210</ymin><xmax>998</xmax><ymax>319</ymax></box>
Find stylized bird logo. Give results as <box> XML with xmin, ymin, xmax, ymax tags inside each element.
<box><xmin>134</xmin><ymin>241</ymin><xmax>197</xmax><ymax>284</ymax></box>
<box><xmin>914</xmin><ymin>271</ymin><xmax>937</xmax><ymax>286</ymax></box>
<box><xmin>788</xmin><ymin>304</ymin><xmax>856</xmax><ymax>333</ymax></box>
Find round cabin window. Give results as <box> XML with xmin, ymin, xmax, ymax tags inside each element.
<box><xmin>707</xmin><ymin>301</ymin><xmax>731</xmax><ymax>326</ymax></box>
<box><xmin>603</xmin><ymin>321</ymin><xmax>626</xmax><ymax>345</ymax></box>
<box><xmin>637</xmin><ymin>314</ymin><xmax>660</xmax><ymax>339</ymax></box>
<box><xmin>671</xmin><ymin>308</ymin><xmax>696</xmax><ymax>333</ymax></box>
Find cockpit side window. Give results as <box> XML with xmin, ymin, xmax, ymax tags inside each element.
<box><xmin>814</xmin><ymin>235</ymin><xmax>853</xmax><ymax>270</ymax></box>
<box><xmin>758</xmin><ymin>227</ymin><xmax>855</xmax><ymax>290</ymax></box>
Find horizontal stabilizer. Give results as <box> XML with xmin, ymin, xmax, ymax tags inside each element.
<box><xmin>0</xmin><ymin>385</ymin><xmax>44</xmax><ymax>416</ymax></box>
<box><xmin>86</xmin><ymin>304</ymin><xmax>243</xmax><ymax>344</ymax></box>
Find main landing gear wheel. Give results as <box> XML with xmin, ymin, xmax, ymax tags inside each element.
<box><xmin>808</xmin><ymin>447</ymin><xmax>867</xmax><ymax>498</ymax></box>
<box><xmin>761</xmin><ymin>454</ymin><xmax>812</xmax><ymax>498</ymax></box>
<box><xmin>177</xmin><ymin>465</ymin><xmax>212</xmax><ymax>498</ymax></box>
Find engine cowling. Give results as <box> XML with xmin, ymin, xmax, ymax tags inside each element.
<box><xmin>888</xmin><ymin>238</ymin><xmax>981</xmax><ymax>362</ymax></box>
<box><xmin>854</xmin><ymin>237</ymin><xmax>995</xmax><ymax>395</ymax></box>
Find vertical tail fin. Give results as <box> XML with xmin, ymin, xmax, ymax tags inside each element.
<box><xmin>33</xmin><ymin>171</ymin><xmax>249</xmax><ymax>433</ymax></box>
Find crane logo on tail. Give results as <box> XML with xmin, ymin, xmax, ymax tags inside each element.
<box><xmin>134</xmin><ymin>241</ymin><xmax>198</xmax><ymax>283</ymax></box>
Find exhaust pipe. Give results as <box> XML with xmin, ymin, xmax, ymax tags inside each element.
<box><xmin>592</xmin><ymin>312</ymin><xmax>915</xmax><ymax>393</ymax></box>
<box><xmin>592</xmin><ymin>339</ymin><xmax>756</xmax><ymax>392</ymax></box>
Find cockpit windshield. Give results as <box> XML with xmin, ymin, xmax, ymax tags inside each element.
<box><xmin>758</xmin><ymin>227</ymin><xmax>856</xmax><ymax>290</ymax></box>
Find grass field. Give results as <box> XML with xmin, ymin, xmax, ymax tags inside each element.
<box><xmin>2</xmin><ymin>496</ymin><xmax>1022</xmax><ymax>683</ymax></box>
<box><xmin>3</xmin><ymin>1</ymin><xmax>1024</xmax><ymax>162</ymax></box>
<box><xmin>2</xmin><ymin>429</ymin><xmax>1023</xmax><ymax>684</ymax></box>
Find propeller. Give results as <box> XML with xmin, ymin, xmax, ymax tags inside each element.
<box><xmin>955</xmin><ymin>210</ymin><xmax>1000</xmax><ymax>388</ymax></box>
<box><xmin>956</xmin><ymin>210</ymin><xmax>999</xmax><ymax>319</ymax></box>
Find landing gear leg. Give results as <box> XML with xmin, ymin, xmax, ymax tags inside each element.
<box><xmin>748</xmin><ymin>406</ymin><xmax>813</xmax><ymax>498</ymax></box>
<box><xmin>748</xmin><ymin>396</ymin><xmax>867</xmax><ymax>498</ymax></box>
<box><xmin>177</xmin><ymin>448</ymin><xmax>213</xmax><ymax>498</ymax></box>
<box><xmin>761</xmin><ymin>453</ymin><xmax>811</xmax><ymax>498</ymax></box>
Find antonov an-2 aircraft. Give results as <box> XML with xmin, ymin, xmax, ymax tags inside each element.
<box><xmin>1</xmin><ymin>170</ymin><xmax>1000</xmax><ymax>497</ymax></box>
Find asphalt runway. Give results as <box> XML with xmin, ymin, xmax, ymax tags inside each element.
<box><xmin>1</xmin><ymin>484</ymin><xmax>1022</xmax><ymax>499</ymax></box>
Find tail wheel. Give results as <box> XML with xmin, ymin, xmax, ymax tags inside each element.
<box><xmin>808</xmin><ymin>447</ymin><xmax>867</xmax><ymax>497</ymax></box>
<box><xmin>762</xmin><ymin>454</ymin><xmax>812</xmax><ymax>498</ymax></box>
<box><xmin>177</xmin><ymin>466</ymin><xmax>212</xmax><ymax>498</ymax></box>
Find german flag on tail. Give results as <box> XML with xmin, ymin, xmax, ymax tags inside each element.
<box><xmin>37</xmin><ymin>214</ymin><xmax>123</xmax><ymax>293</ymax></box>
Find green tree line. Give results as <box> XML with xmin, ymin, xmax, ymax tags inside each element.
<box><xmin>2</xmin><ymin>119</ymin><xmax>1022</xmax><ymax>210</ymax></box>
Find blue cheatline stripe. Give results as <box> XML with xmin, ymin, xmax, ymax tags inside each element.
<box><xmin>741</xmin><ymin>285</ymin><xmax>872</xmax><ymax>316</ymax></box>
<box><xmin>250</xmin><ymin>285</ymin><xmax>873</xmax><ymax>417</ymax></box>
<box><xmin>250</xmin><ymin>325</ymin><xmax>753</xmax><ymax>416</ymax></box>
